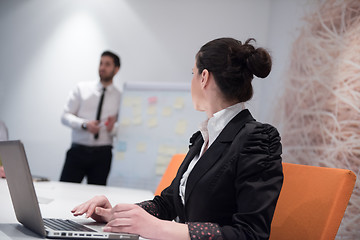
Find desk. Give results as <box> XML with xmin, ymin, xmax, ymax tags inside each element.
<box><xmin>0</xmin><ymin>179</ymin><xmax>154</xmax><ymax>239</ymax></box>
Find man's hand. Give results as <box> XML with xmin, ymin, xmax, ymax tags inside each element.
<box><xmin>105</xmin><ymin>116</ymin><xmax>117</xmax><ymax>132</ymax></box>
<box><xmin>86</xmin><ymin>120</ymin><xmax>100</xmax><ymax>134</ymax></box>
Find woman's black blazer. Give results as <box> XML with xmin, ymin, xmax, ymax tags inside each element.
<box><xmin>151</xmin><ymin>109</ymin><xmax>283</xmax><ymax>239</ymax></box>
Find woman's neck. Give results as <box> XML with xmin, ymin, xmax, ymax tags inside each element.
<box><xmin>205</xmin><ymin>99</ymin><xmax>239</xmax><ymax>118</ymax></box>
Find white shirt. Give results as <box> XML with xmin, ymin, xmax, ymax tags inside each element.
<box><xmin>179</xmin><ymin>102</ymin><xmax>245</xmax><ymax>205</ymax></box>
<box><xmin>61</xmin><ymin>81</ymin><xmax>121</xmax><ymax>146</ymax></box>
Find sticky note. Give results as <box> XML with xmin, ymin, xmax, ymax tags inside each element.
<box><xmin>148</xmin><ymin>96</ymin><xmax>158</xmax><ymax>104</ymax></box>
<box><xmin>147</xmin><ymin>105</ymin><xmax>157</xmax><ymax>115</ymax></box>
<box><xmin>120</xmin><ymin>117</ymin><xmax>131</xmax><ymax>126</ymax></box>
<box><xmin>115</xmin><ymin>141</ymin><xmax>127</xmax><ymax>152</ymax></box>
<box><xmin>136</xmin><ymin>143</ymin><xmax>147</xmax><ymax>152</ymax></box>
<box><xmin>156</xmin><ymin>155</ymin><xmax>171</xmax><ymax>165</ymax></box>
<box><xmin>175</xmin><ymin>119</ymin><xmax>187</xmax><ymax>135</ymax></box>
<box><xmin>133</xmin><ymin>97</ymin><xmax>142</xmax><ymax>106</ymax></box>
<box><xmin>133</xmin><ymin>116</ymin><xmax>143</xmax><ymax>125</ymax></box>
<box><xmin>162</xmin><ymin>106</ymin><xmax>172</xmax><ymax>116</ymax></box>
<box><xmin>123</xmin><ymin>97</ymin><xmax>133</xmax><ymax>107</ymax></box>
<box><xmin>115</xmin><ymin>151</ymin><xmax>125</xmax><ymax>161</ymax></box>
<box><xmin>158</xmin><ymin>145</ymin><xmax>177</xmax><ymax>156</ymax></box>
<box><xmin>147</xmin><ymin>117</ymin><xmax>158</xmax><ymax>128</ymax></box>
<box><xmin>173</xmin><ymin>97</ymin><xmax>185</xmax><ymax>109</ymax></box>
<box><xmin>133</xmin><ymin>106</ymin><xmax>142</xmax><ymax>116</ymax></box>
<box><xmin>155</xmin><ymin>165</ymin><xmax>167</xmax><ymax>176</ymax></box>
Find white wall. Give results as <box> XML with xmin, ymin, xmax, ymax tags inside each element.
<box><xmin>263</xmin><ymin>0</ymin><xmax>314</xmax><ymax>125</ymax></box>
<box><xmin>0</xmin><ymin>0</ymin><xmax>307</xmax><ymax>181</ymax></box>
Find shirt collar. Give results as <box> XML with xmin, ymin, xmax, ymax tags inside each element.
<box><xmin>97</xmin><ymin>81</ymin><xmax>114</xmax><ymax>91</ymax></box>
<box><xmin>200</xmin><ymin>102</ymin><xmax>245</xmax><ymax>147</ymax></box>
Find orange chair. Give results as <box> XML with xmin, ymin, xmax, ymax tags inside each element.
<box><xmin>155</xmin><ymin>155</ymin><xmax>356</xmax><ymax>240</ymax></box>
<box><xmin>270</xmin><ymin>162</ymin><xmax>356</xmax><ymax>240</ymax></box>
<box><xmin>154</xmin><ymin>154</ymin><xmax>186</xmax><ymax>196</ymax></box>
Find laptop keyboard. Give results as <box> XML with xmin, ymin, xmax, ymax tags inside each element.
<box><xmin>43</xmin><ymin>218</ymin><xmax>96</xmax><ymax>232</ymax></box>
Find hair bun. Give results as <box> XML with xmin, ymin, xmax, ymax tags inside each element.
<box><xmin>196</xmin><ymin>37</ymin><xmax>272</xmax><ymax>102</ymax></box>
<box><xmin>246</xmin><ymin>47</ymin><xmax>272</xmax><ymax>78</ymax></box>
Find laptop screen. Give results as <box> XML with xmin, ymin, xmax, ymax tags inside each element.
<box><xmin>0</xmin><ymin>140</ymin><xmax>46</xmax><ymax>237</ymax></box>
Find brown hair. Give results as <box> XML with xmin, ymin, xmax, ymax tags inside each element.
<box><xmin>102</xmin><ymin>51</ymin><xmax>121</xmax><ymax>68</ymax></box>
<box><xmin>196</xmin><ymin>38</ymin><xmax>272</xmax><ymax>102</ymax></box>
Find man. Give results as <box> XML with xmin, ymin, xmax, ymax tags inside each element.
<box><xmin>60</xmin><ymin>51</ymin><xmax>121</xmax><ymax>185</ymax></box>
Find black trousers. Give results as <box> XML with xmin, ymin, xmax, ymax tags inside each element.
<box><xmin>60</xmin><ymin>143</ymin><xmax>112</xmax><ymax>185</ymax></box>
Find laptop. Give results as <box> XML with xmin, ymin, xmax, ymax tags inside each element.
<box><xmin>0</xmin><ymin>140</ymin><xmax>139</xmax><ymax>239</ymax></box>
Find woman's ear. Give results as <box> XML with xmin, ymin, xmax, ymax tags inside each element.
<box><xmin>201</xmin><ymin>69</ymin><xmax>209</xmax><ymax>88</ymax></box>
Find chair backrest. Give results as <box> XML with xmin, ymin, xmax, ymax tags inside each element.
<box><xmin>270</xmin><ymin>162</ymin><xmax>356</xmax><ymax>240</ymax></box>
<box><xmin>155</xmin><ymin>155</ymin><xmax>356</xmax><ymax>239</ymax></box>
<box><xmin>154</xmin><ymin>153</ymin><xmax>186</xmax><ymax>196</ymax></box>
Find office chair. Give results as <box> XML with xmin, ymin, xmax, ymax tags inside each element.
<box><xmin>270</xmin><ymin>162</ymin><xmax>356</xmax><ymax>240</ymax></box>
<box><xmin>155</xmin><ymin>155</ymin><xmax>356</xmax><ymax>240</ymax></box>
<box><xmin>154</xmin><ymin>153</ymin><xmax>186</xmax><ymax>196</ymax></box>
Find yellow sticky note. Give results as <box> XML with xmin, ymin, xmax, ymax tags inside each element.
<box><xmin>178</xmin><ymin>146</ymin><xmax>188</xmax><ymax>154</ymax></box>
<box><xmin>148</xmin><ymin>117</ymin><xmax>158</xmax><ymax>128</ymax></box>
<box><xmin>133</xmin><ymin>116</ymin><xmax>143</xmax><ymax>125</ymax></box>
<box><xmin>156</xmin><ymin>155</ymin><xmax>171</xmax><ymax>166</ymax></box>
<box><xmin>157</xmin><ymin>145</ymin><xmax>177</xmax><ymax>156</ymax></box>
<box><xmin>158</xmin><ymin>145</ymin><xmax>168</xmax><ymax>154</ymax></box>
<box><xmin>133</xmin><ymin>97</ymin><xmax>142</xmax><ymax>106</ymax></box>
<box><xmin>123</xmin><ymin>97</ymin><xmax>132</xmax><ymax>107</ymax></box>
<box><xmin>162</xmin><ymin>106</ymin><xmax>172</xmax><ymax>116</ymax></box>
<box><xmin>165</xmin><ymin>146</ymin><xmax>177</xmax><ymax>156</ymax></box>
<box><xmin>136</xmin><ymin>143</ymin><xmax>147</xmax><ymax>153</ymax></box>
<box><xmin>115</xmin><ymin>152</ymin><xmax>125</xmax><ymax>161</ymax></box>
<box><xmin>173</xmin><ymin>97</ymin><xmax>185</xmax><ymax>109</ymax></box>
<box><xmin>155</xmin><ymin>165</ymin><xmax>167</xmax><ymax>176</ymax></box>
<box><xmin>147</xmin><ymin>105</ymin><xmax>157</xmax><ymax>115</ymax></box>
<box><xmin>175</xmin><ymin>119</ymin><xmax>187</xmax><ymax>135</ymax></box>
<box><xmin>120</xmin><ymin>117</ymin><xmax>131</xmax><ymax>126</ymax></box>
<box><xmin>133</xmin><ymin>106</ymin><xmax>142</xmax><ymax>117</ymax></box>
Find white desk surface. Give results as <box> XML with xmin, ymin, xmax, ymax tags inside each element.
<box><xmin>0</xmin><ymin>179</ymin><xmax>155</xmax><ymax>239</ymax></box>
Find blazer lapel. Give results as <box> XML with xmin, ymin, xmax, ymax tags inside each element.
<box><xmin>172</xmin><ymin>131</ymin><xmax>203</xmax><ymax>219</ymax></box>
<box><xmin>177</xmin><ymin>131</ymin><xmax>204</xmax><ymax>176</ymax></box>
<box><xmin>184</xmin><ymin>109</ymin><xmax>255</xmax><ymax>204</ymax></box>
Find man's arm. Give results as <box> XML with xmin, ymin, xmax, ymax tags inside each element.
<box><xmin>61</xmin><ymin>85</ymin><xmax>84</xmax><ymax>129</ymax></box>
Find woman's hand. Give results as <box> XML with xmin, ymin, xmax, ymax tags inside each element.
<box><xmin>96</xmin><ymin>204</ymin><xmax>159</xmax><ymax>238</ymax></box>
<box><xmin>96</xmin><ymin>204</ymin><xmax>190</xmax><ymax>240</ymax></box>
<box><xmin>71</xmin><ymin>195</ymin><xmax>112</xmax><ymax>223</ymax></box>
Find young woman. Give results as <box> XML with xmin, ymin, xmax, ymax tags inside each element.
<box><xmin>72</xmin><ymin>37</ymin><xmax>283</xmax><ymax>240</ymax></box>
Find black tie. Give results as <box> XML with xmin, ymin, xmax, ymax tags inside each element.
<box><xmin>94</xmin><ymin>87</ymin><xmax>106</xmax><ymax>139</ymax></box>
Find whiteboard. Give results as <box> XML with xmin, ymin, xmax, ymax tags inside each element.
<box><xmin>107</xmin><ymin>82</ymin><xmax>206</xmax><ymax>192</ymax></box>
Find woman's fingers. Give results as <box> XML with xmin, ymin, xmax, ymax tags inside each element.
<box><xmin>85</xmin><ymin>202</ymin><xmax>98</xmax><ymax>218</ymax></box>
<box><xmin>71</xmin><ymin>195</ymin><xmax>112</xmax><ymax>220</ymax></box>
<box><xmin>103</xmin><ymin>218</ymin><xmax>133</xmax><ymax>233</ymax></box>
<box><xmin>95</xmin><ymin>206</ymin><xmax>114</xmax><ymax>222</ymax></box>
<box><xmin>71</xmin><ymin>202</ymin><xmax>90</xmax><ymax>216</ymax></box>
<box><xmin>112</xmin><ymin>203</ymin><xmax>136</xmax><ymax>212</ymax></box>
<box><xmin>102</xmin><ymin>204</ymin><xmax>147</xmax><ymax>234</ymax></box>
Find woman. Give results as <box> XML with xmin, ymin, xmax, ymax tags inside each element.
<box><xmin>72</xmin><ymin>37</ymin><xmax>283</xmax><ymax>240</ymax></box>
